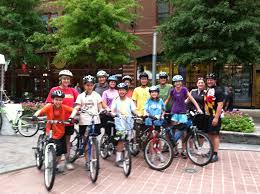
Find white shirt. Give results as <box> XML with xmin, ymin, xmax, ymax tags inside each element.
<box><xmin>75</xmin><ymin>91</ymin><xmax>102</xmax><ymax>125</ymax></box>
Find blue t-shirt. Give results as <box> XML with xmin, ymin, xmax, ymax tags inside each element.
<box><xmin>144</xmin><ymin>98</ymin><xmax>165</xmax><ymax>126</ymax></box>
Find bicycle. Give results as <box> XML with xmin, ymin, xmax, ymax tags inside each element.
<box><xmin>69</xmin><ymin>109</ymin><xmax>100</xmax><ymax>183</ymax></box>
<box><xmin>32</xmin><ymin>119</ymin><xmax>70</xmax><ymax>191</ymax></box>
<box><xmin>163</xmin><ymin>111</ymin><xmax>214</xmax><ymax>166</ymax></box>
<box><xmin>100</xmin><ymin>114</ymin><xmax>132</xmax><ymax>177</ymax></box>
<box><xmin>0</xmin><ymin>102</ymin><xmax>38</xmax><ymax>137</ymax></box>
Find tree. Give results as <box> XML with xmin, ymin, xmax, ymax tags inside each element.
<box><xmin>0</xmin><ymin>0</ymin><xmax>45</xmax><ymax>66</ymax></box>
<box><xmin>30</xmin><ymin>0</ymin><xmax>139</xmax><ymax>67</ymax></box>
<box><xmin>159</xmin><ymin>0</ymin><xmax>260</xmax><ymax>66</ymax></box>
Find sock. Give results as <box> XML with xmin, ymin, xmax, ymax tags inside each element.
<box><xmin>116</xmin><ymin>152</ymin><xmax>122</xmax><ymax>162</ymax></box>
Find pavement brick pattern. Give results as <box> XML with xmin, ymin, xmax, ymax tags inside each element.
<box><xmin>1</xmin><ymin>150</ymin><xmax>260</xmax><ymax>194</ymax></box>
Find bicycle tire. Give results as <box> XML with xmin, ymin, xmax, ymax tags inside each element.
<box><xmin>100</xmin><ymin>134</ymin><xmax>109</xmax><ymax>159</ymax></box>
<box><xmin>186</xmin><ymin>131</ymin><xmax>214</xmax><ymax>166</ymax></box>
<box><xmin>0</xmin><ymin>112</ymin><xmax>2</xmax><ymax>133</ymax></box>
<box><xmin>69</xmin><ymin>130</ymin><xmax>79</xmax><ymax>163</ymax></box>
<box><xmin>123</xmin><ymin>142</ymin><xmax>132</xmax><ymax>177</ymax></box>
<box><xmin>44</xmin><ymin>145</ymin><xmax>56</xmax><ymax>191</ymax></box>
<box><xmin>17</xmin><ymin>114</ymin><xmax>39</xmax><ymax>137</ymax></box>
<box><xmin>35</xmin><ymin>134</ymin><xmax>44</xmax><ymax>170</ymax></box>
<box><xmin>144</xmin><ymin>136</ymin><xmax>174</xmax><ymax>171</ymax></box>
<box><xmin>129</xmin><ymin>141</ymin><xmax>140</xmax><ymax>157</ymax></box>
<box><xmin>89</xmin><ymin>138</ymin><xmax>99</xmax><ymax>183</ymax></box>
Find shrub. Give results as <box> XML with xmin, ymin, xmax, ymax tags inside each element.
<box><xmin>221</xmin><ymin>110</ymin><xmax>255</xmax><ymax>133</ymax></box>
<box><xmin>22</xmin><ymin>102</ymin><xmax>45</xmax><ymax>115</ymax></box>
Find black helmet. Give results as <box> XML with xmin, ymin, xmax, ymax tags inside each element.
<box><xmin>117</xmin><ymin>83</ymin><xmax>128</xmax><ymax>90</ymax></box>
<box><xmin>206</xmin><ymin>73</ymin><xmax>217</xmax><ymax>80</ymax></box>
<box><xmin>122</xmin><ymin>75</ymin><xmax>132</xmax><ymax>82</ymax></box>
<box><xmin>83</xmin><ymin>75</ymin><xmax>95</xmax><ymax>84</ymax></box>
<box><xmin>139</xmin><ymin>72</ymin><xmax>149</xmax><ymax>79</ymax></box>
<box><xmin>51</xmin><ymin>90</ymin><xmax>65</xmax><ymax>99</ymax></box>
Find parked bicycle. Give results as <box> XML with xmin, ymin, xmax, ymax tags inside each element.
<box><xmin>100</xmin><ymin>114</ymin><xmax>132</xmax><ymax>177</ymax></box>
<box><xmin>163</xmin><ymin>111</ymin><xmax>214</xmax><ymax>166</ymax></box>
<box><xmin>33</xmin><ymin>119</ymin><xmax>70</xmax><ymax>191</ymax></box>
<box><xmin>0</xmin><ymin>102</ymin><xmax>38</xmax><ymax>137</ymax></box>
<box><xmin>69</xmin><ymin>109</ymin><xmax>100</xmax><ymax>183</ymax></box>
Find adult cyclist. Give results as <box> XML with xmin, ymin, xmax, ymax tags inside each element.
<box><xmin>46</xmin><ymin>70</ymin><xmax>78</xmax><ymax>170</ymax></box>
<box><xmin>94</xmin><ymin>70</ymin><xmax>109</xmax><ymax>96</ymax></box>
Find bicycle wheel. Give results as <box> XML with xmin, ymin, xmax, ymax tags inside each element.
<box><xmin>0</xmin><ymin>112</ymin><xmax>2</xmax><ymax>133</ymax></box>
<box><xmin>89</xmin><ymin>138</ymin><xmax>99</xmax><ymax>183</ymax></box>
<box><xmin>144</xmin><ymin>136</ymin><xmax>173</xmax><ymax>171</ymax></box>
<box><xmin>17</xmin><ymin>114</ymin><xmax>39</xmax><ymax>137</ymax></box>
<box><xmin>44</xmin><ymin>145</ymin><xmax>56</xmax><ymax>191</ymax></box>
<box><xmin>186</xmin><ymin>131</ymin><xmax>214</xmax><ymax>166</ymax></box>
<box><xmin>129</xmin><ymin>140</ymin><xmax>140</xmax><ymax>156</ymax></box>
<box><xmin>100</xmin><ymin>134</ymin><xmax>109</xmax><ymax>159</ymax></box>
<box><xmin>69</xmin><ymin>130</ymin><xmax>79</xmax><ymax>163</ymax></box>
<box><xmin>35</xmin><ymin>134</ymin><xmax>44</xmax><ymax>170</ymax></box>
<box><xmin>123</xmin><ymin>142</ymin><xmax>132</xmax><ymax>177</ymax></box>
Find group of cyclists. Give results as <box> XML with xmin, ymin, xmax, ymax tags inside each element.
<box><xmin>32</xmin><ymin>68</ymin><xmax>224</xmax><ymax>174</ymax></box>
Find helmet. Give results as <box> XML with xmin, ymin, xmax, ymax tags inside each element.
<box><xmin>122</xmin><ymin>75</ymin><xmax>132</xmax><ymax>82</ymax></box>
<box><xmin>96</xmin><ymin>70</ymin><xmax>108</xmax><ymax>77</ymax></box>
<box><xmin>108</xmin><ymin>75</ymin><xmax>118</xmax><ymax>82</ymax></box>
<box><xmin>59</xmin><ymin>70</ymin><xmax>73</xmax><ymax>77</ymax></box>
<box><xmin>117</xmin><ymin>83</ymin><xmax>128</xmax><ymax>90</ymax></box>
<box><xmin>139</xmin><ymin>72</ymin><xmax>149</xmax><ymax>79</ymax></box>
<box><xmin>51</xmin><ymin>90</ymin><xmax>65</xmax><ymax>99</ymax></box>
<box><xmin>172</xmin><ymin>75</ymin><xmax>183</xmax><ymax>82</ymax></box>
<box><xmin>149</xmin><ymin>85</ymin><xmax>160</xmax><ymax>93</ymax></box>
<box><xmin>206</xmin><ymin>73</ymin><xmax>217</xmax><ymax>80</ymax></box>
<box><xmin>83</xmin><ymin>75</ymin><xmax>95</xmax><ymax>84</ymax></box>
<box><xmin>159</xmin><ymin>72</ymin><xmax>168</xmax><ymax>79</ymax></box>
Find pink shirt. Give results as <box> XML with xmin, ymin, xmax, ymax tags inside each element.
<box><xmin>102</xmin><ymin>89</ymin><xmax>119</xmax><ymax>108</ymax></box>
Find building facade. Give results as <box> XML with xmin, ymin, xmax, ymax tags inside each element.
<box><xmin>4</xmin><ymin>0</ymin><xmax>260</xmax><ymax>108</ymax></box>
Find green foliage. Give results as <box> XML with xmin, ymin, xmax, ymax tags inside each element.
<box><xmin>0</xmin><ymin>0</ymin><xmax>45</xmax><ymax>67</ymax></box>
<box><xmin>159</xmin><ymin>0</ymin><xmax>260</xmax><ymax>66</ymax></box>
<box><xmin>221</xmin><ymin>110</ymin><xmax>255</xmax><ymax>133</ymax></box>
<box><xmin>30</xmin><ymin>0</ymin><xmax>139</xmax><ymax>67</ymax></box>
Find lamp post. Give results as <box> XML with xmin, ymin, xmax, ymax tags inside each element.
<box><xmin>152</xmin><ymin>32</ymin><xmax>157</xmax><ymax>85</ymax></box>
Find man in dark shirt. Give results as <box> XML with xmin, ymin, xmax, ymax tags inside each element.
<box><xmin>204</xmin><ymin>73</ymin><xmax>224</xmax><ymax>162</ymax></box>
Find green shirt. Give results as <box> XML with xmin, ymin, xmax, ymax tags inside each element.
<box><xmin>157</xmin><ymin>84</ymin><xmax>173</xmax><ymax>112</ymax></box>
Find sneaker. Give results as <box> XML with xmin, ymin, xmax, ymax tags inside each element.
<box><xmin>85</xmin><ymin>161</ymin><xmax>90</xmax><ymax>171</ymax></box>
<box><xmin>150</xmin><ymin>154</ymin><xmax>156</xmax><ymax>164</ymax></box>
<box><xmin>181</xmin><ymin>151</ymin><xmax>187</xmax><ymax>159</ymax></box>
<box><xmin>65</xmin><ymin>162</ymin><xmax>75</xmax><ymax>170</ymax></box>
<box><xmin>56</xmin><ymin>164</ymin><xmax>64</xmax><ymax>174</ymax></box>
<box><xmin>211</xmin><ymin>154</ymin><xmax>218</xmax><ymax>163</ymax></box>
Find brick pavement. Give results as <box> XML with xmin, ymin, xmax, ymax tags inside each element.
<box><xmin>1</xmin><ymin>150</ymin><xmax>260</xmax><ymax>194</ymax></box>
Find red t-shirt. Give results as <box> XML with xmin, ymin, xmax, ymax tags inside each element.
<box><xmin>126</xmin><ymin>89</ymin><xmax>133</xmax><ymax>98</ymax></box>
<box><xmin>39</xmin><ymin>104</ymin><xmax>73</xmax><ymax>139</ymax></box>
<box><xmin>46</xmin><ymin>86</ymin><xmax>78</xmax><ymax>121</ymax></box>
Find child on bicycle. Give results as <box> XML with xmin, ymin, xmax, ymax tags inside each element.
<box><xmin>164</xmin><ymin>75</ymin><xmax>202</xmax><ymax>158</ymax></box>
<box><xmin>69</xmin><ymin>75</ymin><xmax>103</xmax><ymax>170</ymax></box>
<box><xmin>143</xmin><ymin>85</ymin><xmax>166</xmax><ymax>163</ymax></box>
<box><xmin>33</xmin><ymin>90</ymin><xmax>73</xmax><ymax>173</ymax></box>
<box><xmin>111</xmin><ymin>83</ymin><xmax>137</xmax><ymax>167</ymax></box>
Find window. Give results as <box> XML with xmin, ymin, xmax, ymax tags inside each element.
<box><xmin>41</xmin><ymin>13</ymin><xmax>58</xmax><ymax>33</ymax></box>
<box><xmin>157</xmin><ymin>0</ymin><xmax>170</xmax><ymax>24</ymax></box>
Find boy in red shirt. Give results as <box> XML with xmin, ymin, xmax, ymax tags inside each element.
<box><xmin>33</xmin><ymin>90</ymin><xmax>73</xmax><ymax>172</ymax></box>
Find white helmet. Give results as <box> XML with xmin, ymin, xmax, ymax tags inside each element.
<box><xmin>83</xmin><ymin>75</ymin><xmax>95</xmax><ymax>84</ymax></box>
<box><xmin>59</xmin><ymin>70</ymin><xmax>73</xmax><ymax>77</ymax></box>
<box><xmin>172</xmin><ymin>75</ymin><xmax>183</xmax><ymax>82</ymax></box>
<box><xmin>96</xmin><ymin>70</ymin><xmax>108</xmax><ymax>77</ymax></box>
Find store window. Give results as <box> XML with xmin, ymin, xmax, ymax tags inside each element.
<box><xmin>157</xmin><ymin>0</ymin><xmax>170</xmax><ymax>24</ymax></box>
<box><xmin>219</xmin><ymin>64</ymin><xmax>252</xmax><ymax>105</ymax></box>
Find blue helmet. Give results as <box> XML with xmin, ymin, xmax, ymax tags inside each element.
<box><xmin>108</xmin><ymin>75</ymin><xmax>118</xmax><ymax>82</ymax></box>
<box><xmin>172</xmin><ymin>75</ymin><xmax>183</xmax><ymax>82</ymax></box>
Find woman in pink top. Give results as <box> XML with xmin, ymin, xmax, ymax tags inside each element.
<box><xmin>46</xmin><ymin>70</ymin><xmax>78</xmax><ymax>170</ymax></box>
<box><xmin>102</xmin><ymin>75</ymin><xmax>119</xmax><ymax>109</ymax></box>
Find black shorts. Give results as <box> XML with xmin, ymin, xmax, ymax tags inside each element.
<box><xmin>65</xmin><ymin>125</ymin><xmax>74</xmax><ymax>136</ymax></box>
<box><xmin>99</xmin><ymin>114</ymin><xmax>115</xmax><ymax>136</ymax></box>
<box><xmin>192</xmin><ymin>114</ymin><xmax>207</xmax><ymax>132</ymax></box>
<box><xmin>53</xmin><ymin>135</ymin><xmax>67</xmax><ymax>156</ymax></box>
<box><xmin>79</xmin><ymin>125</ymin><xmax>100</xmax><ymax>136</ymax></box>
<box><xmin>205</xmin><ymin>115</ymin><xmax>221</xmax><ymax>134</ymax></box>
